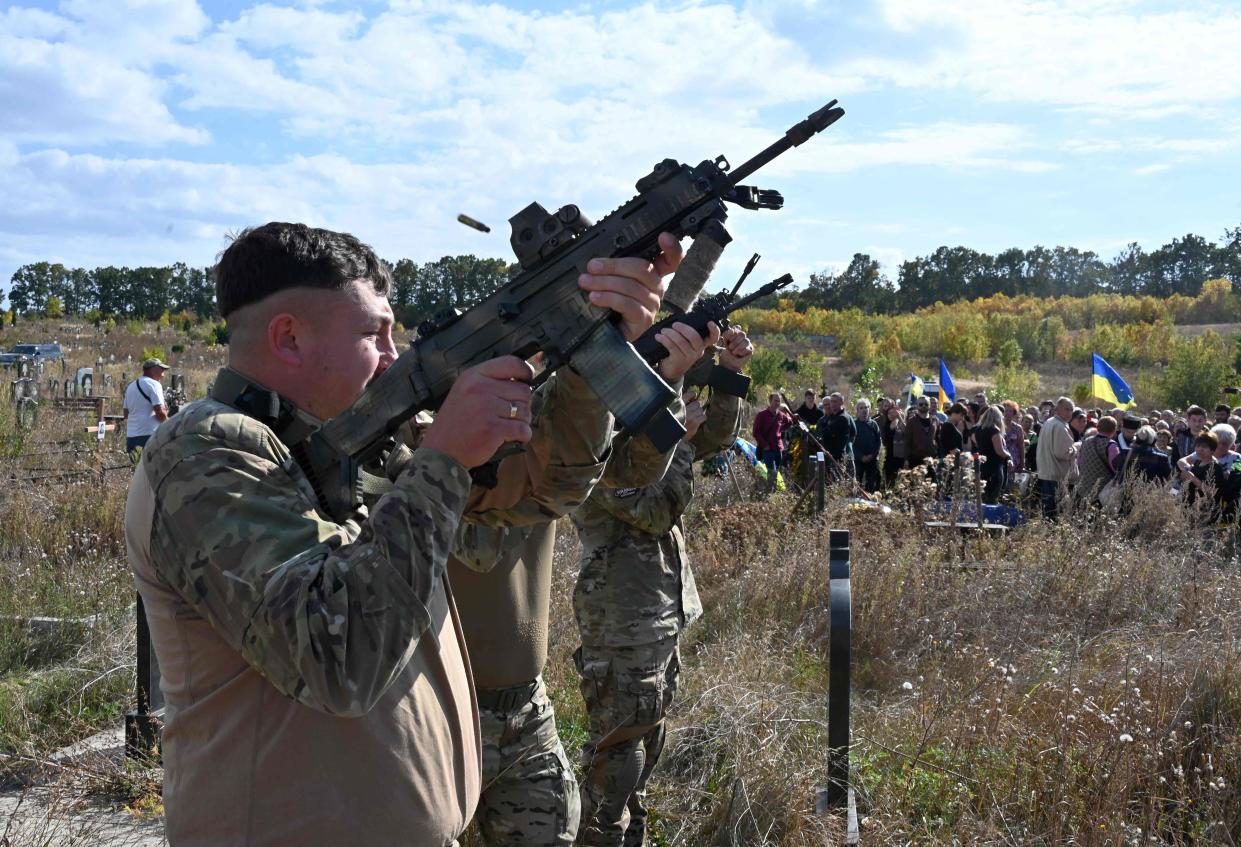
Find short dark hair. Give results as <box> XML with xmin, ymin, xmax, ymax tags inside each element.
<box><xmin>947</xmin><ymin>402</ymin><xmax>967</xmax><ymax>416</ymax></box>
<box><xmin>1216</xmin><ymin>403</ymin><xmax>1231</xmax><ymax>414</ymax></box>
<box><xmin>1187</xmin><ymin>405</ymin><xmax>1207</xmax><ymax>418</ymax></box>
<box><xmin>1196</xmin><ymin>432</ymin><xmax>1219</xmax><ymax>451</ymax></box>
<box><xmin>215</xmin><ymin>222</ymin><xmax>392</xmax><ymax>318</ymax></box>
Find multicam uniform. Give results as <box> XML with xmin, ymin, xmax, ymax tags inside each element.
<box><xmin>126</xmin><ymin>367</ymin><xmax>611</xmax><ymax>847</ymax></box>
<box><xmin>448</xmin><ymin>378</ymin><xmax>684</xmax><ymax>847</ymax></box>
<box><xmin>571</xmin><ymin>389</ymin><xmax>741</xmax><ymax>847</ymax></box>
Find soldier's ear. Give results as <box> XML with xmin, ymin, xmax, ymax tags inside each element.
<box><xmin>267</xmin><ymin>312</ymin><xmax>305</xmax><ymax>367</ymax></box>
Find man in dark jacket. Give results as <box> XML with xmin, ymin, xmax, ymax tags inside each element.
<box><xmin>794</xmin><ymin>389</ymin><xmax>824</xmax><ymax>426</ymax></box>
<box><xmin>906</xmin><ymin>396</ymin><xmax>939</xmax><ymax>470</ymax></box>
<box><xmin>852</xmin><ymin>398</ymin><xmax>882</xmax><ymax>492</ymax></box>
<box><xmin>814</xmin><ymin>391</ymin><xmax>856</xmax><ymax>482</ymax></box>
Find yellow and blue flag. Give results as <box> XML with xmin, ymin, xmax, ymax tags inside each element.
<box><xmin>938</xmin><ymin>358</ymin><xmax>956</xmax><ymax>408</ymax></box>
<box><xmin>908</xmin><ymin>373</ymin><xmax>925</xmax><ymax>398</ymax></box>
<box><xmin>1091</xmin><ymin>353</ymin><xmax>1136</xmax><ymax>409</ymax></box>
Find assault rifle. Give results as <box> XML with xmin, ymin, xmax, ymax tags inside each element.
<box><xmin>294</xmin><ymin>100</ymin><xmax>845</xmax><ymax>521</ymax></box>
<box><xmin>636</xmin><ymin>255</ymin><xmax>795</xmax><ymax>398</ymax></box>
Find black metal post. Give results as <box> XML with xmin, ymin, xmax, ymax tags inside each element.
<box><xmin>817</xmin><ymin>529</ymin><xmax>858</xmax><ymax>842</ymax></box>
<box><xmin>125</xmin><ymin>593</ymin><xmax>162</xmax><ymax>759</ymax></box>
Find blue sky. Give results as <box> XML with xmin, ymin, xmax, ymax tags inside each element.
<box><xmin>2</xmin><ymin>0</ymin><xmax>1240</xmax><ymax>308</ymax></box>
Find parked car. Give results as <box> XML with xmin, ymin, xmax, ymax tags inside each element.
<box><xmin>0</xmin><ymin>342</ymin><xmax>65</xmax><ymax>366</ymax></box>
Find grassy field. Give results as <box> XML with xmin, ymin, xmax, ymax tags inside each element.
<box><xmin>1</xmin><ymin>318</ymin><xmax>1239</xmax><ymax>844</ymax></box>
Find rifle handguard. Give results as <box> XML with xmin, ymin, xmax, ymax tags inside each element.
<box><xmin>702</xmin><ymin>365</ymin><xmax>751</xmax><ymax>398</ymax></box>
<box><xmin>663</xmin><ymin>219</ymin><xmax>731</xmax><ymax>314</ymax></box>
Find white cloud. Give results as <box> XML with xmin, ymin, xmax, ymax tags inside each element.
<box><xmin>856</xmin><ymin>0</ymin><xmax>1241</xmax><ymax>116</ymax></box>
<box><xmin>0</xmin><ymin>1</ymin><xmax>209</xmax><ymax>146</ymax></box>
<box><xmin>3</xmin><ymin>0</ymin><xmax>1240</xmax><ymax>303</ymax></box>
<box><xmin>786</xmin><ymin>122</ymin><xmax>1058</xmax><ymax>176</ymax></box>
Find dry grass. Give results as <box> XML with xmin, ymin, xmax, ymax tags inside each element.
<box><xmin>541</xmin><ymin>472</ymin><xmax>1241</xmax><ymax>846</ymax></box>
<box><xmin>3</xmin><ymin>320</ymin><xmax>1240</xmax><ymax>844</ymax></box>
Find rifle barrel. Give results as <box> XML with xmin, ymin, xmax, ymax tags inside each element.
<box><xmin>731</xmin><ymin>273</ymin><xmax>795</xmax><ymax>310</ymax></box>
<box><xmin>724</xmin><ymin>100</ymin><xmax>845</xmax><ymax>188</ymax></box>
<box><xmin>730</xmin><ymin>253</ymin><xmax>761</xmax><ymax>298</ymax></box>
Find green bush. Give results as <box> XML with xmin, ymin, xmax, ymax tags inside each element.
<box><xmin>1158</xmin><ymin>331</ymin><xmax>1236</xmax><ymax>409</ymax></box>
<box><xmin>997</xmin><ymin>339</ymin><xmax>1023</xmax><ymax>368</ymax></box>
<box><xmin>990</xmin><ymin>363</ymin><xmax>1039</xmax><ymax>405</ymax></box>
<box><xmin>745</xmin><ymin>348</ymin><xmax>788</xmax><ymax>399</ymax></box>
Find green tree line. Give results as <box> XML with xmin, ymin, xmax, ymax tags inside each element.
<box><xmin>4</xmin><ymin>256</ymin><xmax>516</xmax><ymax>327</ymax></box>
<box><xmin>7</xmin><ymin>224</ymin><xmax>1239</xmax><ymax>323</ymax></box>
<box><xmin>784</xmin><ymin>225</ymin><xmax>1241</xmax><ymax>313</ymax></box>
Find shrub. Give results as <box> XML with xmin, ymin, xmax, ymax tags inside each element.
<box><xmin>140</xmin><ymin>346</ymin><xmax>168</xmax><ymax>364</ymax></box>
<box><xmin>997</xmin><ymin>339</ymin><xmax>1023</xmax><ymax>368</ymax></box>
<box><xmin>746</xmin><ymin>348</ymin><xmax>788</xmax><ymax>398</ymax></box>
<box><xmin>991</xmin><ymin>363</ymin><xmax>1039</xmax><ymax>405</ymax></box>
<box><xmin>1158</xmin><ymin>331</ymin><xmax>1236</xmax><ymax>409</ymax></box>
<box><xmin>837</xmin><ymin>322</ymin><xmax>875</xmax><ymax>364</ymax></box>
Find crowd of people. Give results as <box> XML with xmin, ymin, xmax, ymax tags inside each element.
<box><xmin>752</xmin><ymin>386</ymin><xmax>1241</xmax><ymax>522</ymax></box>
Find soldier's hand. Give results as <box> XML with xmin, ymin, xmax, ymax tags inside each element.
<box><xmin>683</xmin><ymin>394</ymin><xmax>707</xmax><ymax>442</ymax></box>
<box><xmin>718</xmin><ymin>327</ymin><xmax>753</xmax><ymax>372</ymax></box>
<box><xmin>579</xmin><ymin>232</ymin><xmax>683</xmax><ymax>341</ymax></box>
<box><xmin>655</xmin><ymin>321</ymin><xmax>719</xmax><ymax>381</ymax></box>
<box><xmin>421</xmin><ymin>357</ymin><xmax>535</xmax><ymax>468</ymax></box>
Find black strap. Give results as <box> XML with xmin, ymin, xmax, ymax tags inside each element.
<box><xmin>208</xmin><ymin>369</ymin><xmax>326</xmax><ymax>499</ymax></box>
<box><xmin>475</xmin><ymin>679</ymin><xmax>539</xmax><ymax>713</ymax></box>
<box><xmin>210</xmin><ymin>369</ymin><xmax>318</xmax><ymax>445</ymax></box>
<box><xmin>131</xmin><ymin>379</ymin><xmax>154</xmax><ymax>405</ymax></box>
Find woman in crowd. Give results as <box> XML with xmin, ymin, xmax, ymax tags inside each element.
<box><xmin>971</xmin><ymin>404</ymin><xmax>1012</xmax><ymax>504</ymax></box>
<box><xmin>1181</xmin><ymin>431</ymin><xmax>1228</xmax><ymax>521</ymax></box>
<box><xmin>1074</xmin><ymin>415</ymin><xmax>1120</xmax><ymax>507</ymax></box>
<box><xmin>884</xmin><ymin>403</ymin><xmax>907</xmax><ymax>488</ymax></box>
<box><xmin>1069</xmin><ymin>408</ymin><xmax>1089</xmax><ymax>442</ymax></box>
<box><xmin>937</xmin><ymin>402</ymin><xmax>966</xmax><ymax>457</ymax></box>
<box><xmin>1002</xmin><ymin>400</ymin><xmax>1025</xmax><ymax>475</ymax></box>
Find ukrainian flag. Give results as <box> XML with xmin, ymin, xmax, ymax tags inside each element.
<box><xmin>1091</xmin><ymin>353</ymin><xmax>1136</xmax><ymax>409</ymax></box>
<box><xmin>938</xmin><ymin>358</ymin><xmax>956</xmax><ymax>408</ymax></box>
<box><xmin>908</xmin><ymin>373</ymin><xmax>925</xmax><ymax>398</ymax></box>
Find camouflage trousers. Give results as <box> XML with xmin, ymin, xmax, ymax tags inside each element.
<box><xmin>475</xmin><ymin>676</ymin><xmax>580</xmax><ymax>846</ymax></box>
<box><xmin>573</xmin><ymin>638</ymin><xmax>680</xmax><ymax>847</ymax></box>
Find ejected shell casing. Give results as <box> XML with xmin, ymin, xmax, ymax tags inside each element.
<box><xmin>457</xmin><ymin>214</ymin><xmax>491</xmax><ymax>233</ymax></box>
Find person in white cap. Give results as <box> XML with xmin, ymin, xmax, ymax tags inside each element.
<box><xmin>123</xmin><ymin>357</ymin><xmax>170</xmax><ymax>455</ymax></box>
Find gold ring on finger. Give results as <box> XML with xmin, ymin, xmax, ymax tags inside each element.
<box><xmin>509</xmin><ymin>402</ymin><xmax>519</xmax><ymax>419</ymax></box>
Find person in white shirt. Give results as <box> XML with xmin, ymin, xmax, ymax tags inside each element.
<box><xmin>123</xmin><ymin>357</ymin><xmax>170</xmax><ymax>455</ymax></box>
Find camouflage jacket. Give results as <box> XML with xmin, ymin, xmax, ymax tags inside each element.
<box><xmin>571</xmin><ymin>390</ymin><xmax>741</xmax><ymax>647</ymax></box>
<box><xmin>126</xmin><ymin>365</ymin><xmax>619</xmax><ymax>846</ymax></box>
<box><xmin>450</xmin><ymin>379</ymin><xmax>689</xmax><ymax>687</ymax></box>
